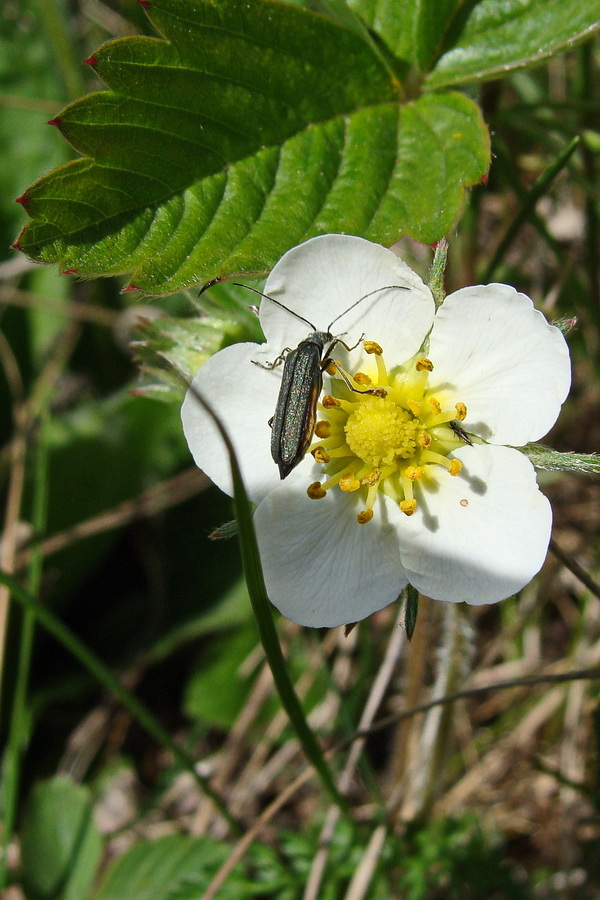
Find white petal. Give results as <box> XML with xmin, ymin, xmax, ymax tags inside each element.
<box><xmin>398</xmin><ymin>445</ymin><xmax>552</xmax><ymax>605</ymax></box>
<box><xmin>181</xmin><ymin>343</ymin><xmax>283</xmax><ymax>502</ymax></box>
<box><xmin>428</xmin><ymin>284</ymin><xmax>571</xmax><ymax>444</ymax></box>
<box><xmin>257</xmin><ymin>234</ymin><xmax>435</xmax><ymax>366</ymax></box>
<box><xmin>254</xmin><ymin>486</ymin><xmax>408</xmax><ymax>627</ymax></box>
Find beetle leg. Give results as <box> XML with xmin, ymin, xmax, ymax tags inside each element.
<box><xmin>252</xmin><ymin>348</ymin><xmax>291</xmax><ymax>370</ymax></box>
<box><xmin>333</xmin><ymin>332</ymin><xmax>365</xmax><ymax>354</ymax></box>
<box><xmin>324</xmin><ymin>358</ymin><xmax>387</xmax><ymax>398</ymax></box>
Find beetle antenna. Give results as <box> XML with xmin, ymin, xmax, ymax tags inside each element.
<box><xmin>328</xmin><ymin>284</ymin><xmax>409</xmax><ymax>330</ymax></box>
<box><xmin>232</xmin><ymin>283</ymin><xmax>316</xmax><ymax>331</ymax></box>
<box><xmin>199</xmin><ymin>276</ymin><xmax>226</xmax><ymax>296</ymax></box>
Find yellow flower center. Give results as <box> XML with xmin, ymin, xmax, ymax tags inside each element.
<box><xmin>345</xmin><ymin>399</ymin><xmax>420</xmax><ymax>466</ymax></box>
<box><xmin>307</xmin><ymin>343</ymin><xmax>470</xmax><ymax>524</ymax></box>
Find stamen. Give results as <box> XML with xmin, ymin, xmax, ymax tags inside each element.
<box><xmin>373</xmin><ymin>351</ymin><xmax>389</xmax><ymax>385</ymax></box>
<box><xmin>421</xmin><ymin>450</ymin><xmax>459</xmax><ymax>471</ymax></box>
<box><xmin>308</xmin><ymin>337</ymin><xmax>471</xmax><ymax>525</ymax></box>
<box><xmin>416</xmin><ymin>357</ymin><xmax>434</xmax><ymax>372</ymax></box>
<box><xmin>364</xmin><ymin>481</ymin><xmax>380</xmax><ymax>511</ymax></box>
<box><xmin>449</xmin><ymin>459</ymin><xmax>462</xmax><ymax>476</ymax></box>
<box><xmin>339</xmin><ymin>473</ymin><xmax>361</xmax><ymax>492</ymax></box>
<box><xmin>312</xmin><ymin>447</ymin><xmax>331</xmax><ymax>464</ymax></box>
<box><xmin>361</xmin><ymin>468</ymin><xmax>381</xmax><ymax>486</ymax></box>
<box><xmin>320</xmin><ymin>464</ymin><xmax>361</xmax><ymax>493</ymax></box>
<box><xmin>315</xmin><ymin>421</ymin><xmax>332</xmax><ymax>438</ymax></box>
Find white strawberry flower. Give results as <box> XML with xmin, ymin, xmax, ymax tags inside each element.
<box><xmin>181</xmin><ymin>234</ymin><xmax>571</xmax><ymax>628</ymax></box>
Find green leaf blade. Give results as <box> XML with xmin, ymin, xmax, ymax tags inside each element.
<box><xmin>345</xmin><ymin>0</ymin><xmax>467</xmax><ymax>72</ymax></box>
<box><xmin>366</xmin><ymin>91</ymin><xmax>490</xmax><ymax>243</ymax></box>
<box><xmin>20</xmin><ymin>777</ymin><xmax>103</xmax><ymax>900</ymax></box>
<box><xmin>16</xmin><ymin>0</ymin><xmax>490</xmax><ymax>293</ymax></box>
<box><xmin>427</xmin><ymin>0</ymin><xmax>600</xmax><ymax>88</ymax></box>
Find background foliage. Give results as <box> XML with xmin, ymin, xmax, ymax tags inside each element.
<box><xmin>2</xmin><ymin>0</ymin><xmax>600</xmax><ymax>897</ymax></box>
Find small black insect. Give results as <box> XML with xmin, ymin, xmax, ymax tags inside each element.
<box><xmin>246</xmin><ymin>284</ymin><xmax>409</xmax><ymax>479</ymax></box>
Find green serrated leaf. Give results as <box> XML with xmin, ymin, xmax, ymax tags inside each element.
<box><xmin>20</xmin><ymin>776</ymin><xmax>103</xmax><ymax>900</ymax></box>
<box><xmin>426</xmin><ymin>0</ymin><xmax>600</xmax><ymax>88</ymax></box>
<box><xmin>16</xmin><ymin>0</ymin><xmax>489</xmax><ymax>294</ymax></box>
<box><xmin>345</xmin><ymin>0</ymin><xmax>466</xmax><ymax>72</ymax></box>
<box><xmin>133</xmin><ymin>312</ymin><xmax>241</xmax><ymax>386</ymax></box>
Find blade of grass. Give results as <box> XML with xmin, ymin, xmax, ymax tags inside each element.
<box><xmin>0</xmin><ymin>569</ymin><xmax>241</xmax><ymax>835</ymax></box>
<box><xmin>490</xmin><ymin>136</ymin><xmax>567</xmax><ymax>264</ymax></box>
<box><xmin>185</xmin><ymin>383</ymin><xmax>350</xmax><ymax>816</ymax></box>
<box><xmin>0</xmin><ymin>415</ymin><xmax>49</xmax><ymax>891</ymax></box>
<box><xmin>482</xmin><ymin>135</ymin><xmax>580</xmax><ymax>282</ymax></box>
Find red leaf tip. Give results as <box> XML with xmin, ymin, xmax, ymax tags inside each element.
<box><xmin>15</xmin><ymin>194</ymin><xmax>28</xmax><ymax>206</ymax></box>
<box><xmin>137</xmin><ymin>0</ymin><xmax>151</xmax><ymax>7</ymax></box>
<box><xmin>10</xmin><ymin>240</ymin><xmax>21</xmax><ymax>251</ymax></box>
<box><xmin>47</xmin><ymin>116</ymin><xmax>62</xmax><ymax>127</ymax></box>
<box><xmin>122</xmin><ymin>284</ymin><xmax>139</xmax><ymax>293</ymax></box>
<box><xmin>480</xmin><ymin>173</ymin><xmax>489</xmax><ymax>185</ymax></box>
<box><xmin>83</xmin><ymin>56</ymin><xmax>97</xmax><ymax>66</ymax></box>
<box><xmin>62</xmin><ymin>268</ymin><xmax>79</xmax><ymax>275</ymax></box>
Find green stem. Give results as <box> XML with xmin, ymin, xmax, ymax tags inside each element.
<box><xmin>186</xmin><ymin>384</ymin><xmax>350</xmax><ymax>816</ymax></box>
<box><xmin>0</xmin><ymin>570</ymin><xmax>241</xmax><ymax>835</ymax></box>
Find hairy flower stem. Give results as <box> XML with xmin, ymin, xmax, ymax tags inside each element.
<box><xmin>390</xmin><ymin>602</ymin><xmax>473</xmax><ymax>824</ymax></box>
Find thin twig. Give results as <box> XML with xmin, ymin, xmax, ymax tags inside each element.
<box><xmin>0</xmin><ymin>329</ymin><xmax>26</xmax><ymax>700</ymax></box>
<box><xmin>16</xmin><ymin>467</ymin><xmax>209</xmax><ymax>567</ymax></box>
<box><xmin>550</xmin><ymin>537</ymin><xmax>600</xmax><ymax>600</ymax></box>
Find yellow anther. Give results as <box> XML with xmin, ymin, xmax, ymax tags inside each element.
<box><xmin>455</xmin><ymin>402</ymin><xmax>467</xmax><ymax>421</ymax></box>
<box><xmin>400</xmin><ymin>499</ymin><xmax>417</xmax><ymax>516</ymax></box>
<box><xmin>361</xmin><ymin>468</ymin><xmax>381</xmax><ymax>486</ymax></box>
<box><xmin>315</xmin><ymin>421</ymin><xmax>332</xmax><ymax>438</ymax></box>
<box><xmin>407</xmin><ymin>399</ymin><xmax>421</xmax><ymax>417</ymax></box>
<box><xmin>339</xmin><ymin>473</ymin><xmax>361</xmax><ymax>492</ymax></box>
<box><xmin>429</xmin><ymin>397</ymin><xmax>441</xmax><ymax>414</ymax></box>
<box><xmin>405</xmin><ymin>465</ymin><xmax>423</xmax><ymax>481</ymax></box>
<box><xmin>418</xmin><ymin>432</ymin><xmax>431</xmax><ymax>448</ymax></box>
<box><xmin>416</xmin><ymin>357</ymin><xmax>434</xmax><ymax>372</ymax></box>
<box><xmin>312</xmin><ymin>447</ymin><xmax>330</xmax><ymax>464</ymax></box>
<box><xmin>357</xmin><ymin>509</ymin><xmax>374</xmax><ymax>524</ymax></box>
<box><xmin>325</xmin><ymin>361</ymin><xmax>338</xmax><ymax>375</ymax></box>
<box><xmin>322</xmin><ymin>394</ymin><xmax>341</xmax><ymax>408</ymax></box>
<box><xmin>354</xmin><ymin>371</ymin><xmax>371</xmax><ymax>386</ymax></box>
<box><xmin>449</xmin><ymin>458</ymin><xmax>462</xmax><ymax>476</ymax></box>
<box><xmin>363</xmin><ymin>341</ymin><xmax>382</xmax><ymax>355</ymax></box>
<box><xmin>307</xmin><ymin>482</ymin><xmax>327</xmax><ymax>499</ymax></box>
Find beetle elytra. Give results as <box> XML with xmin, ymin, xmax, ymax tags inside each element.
<box><xmin>246</xmin><ymin>284</ymin><xmax>410</xmax><ymax>479</ymax></box>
